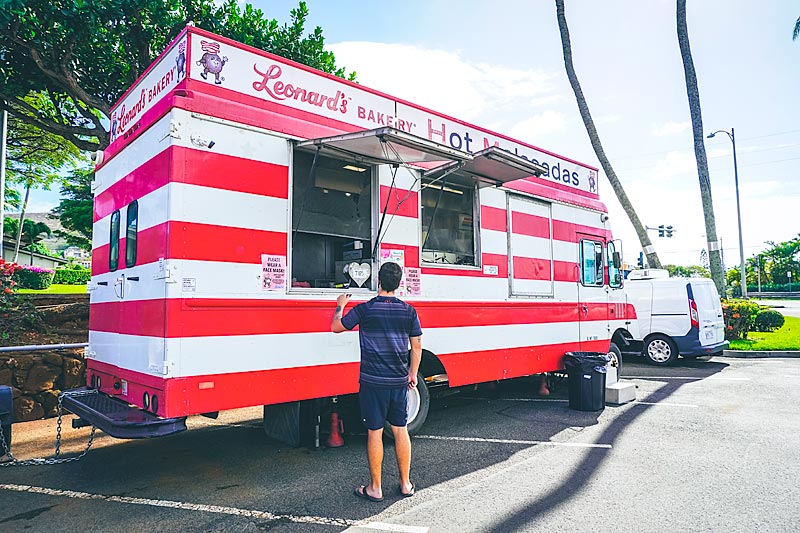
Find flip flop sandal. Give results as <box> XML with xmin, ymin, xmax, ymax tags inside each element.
<box><xmin>354</xmin><ymin>485</ymin><xmax>384</xmax><ymax>503</ymax></box>
<box><xmin>399</xmin><ymin>483</ymin><xmax>415</xmax><ymax>498</ymax></box>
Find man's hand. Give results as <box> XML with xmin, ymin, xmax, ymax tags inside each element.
<box><xmin>331</xmin><ymin>294</ymin><xmax>352</xmax><ymax>333</ymax></box>
<box><xmin>408</xmin><ymin>372</ymin><xmax>418</xmax><ymax>390</ymax></box>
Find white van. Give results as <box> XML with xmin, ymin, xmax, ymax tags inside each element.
<box><xmin>621</xmin><ymin>270</ymin><xmax>728</xmax><ymax>365</ymax></box>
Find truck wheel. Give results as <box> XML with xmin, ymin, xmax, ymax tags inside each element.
<box><xmin>608</xmin><ymin>342</ymin><xmax>623</xmax><ymax>377</ymax></box>
<box><xmin>385</xmin><ymin>372</ymin><xmax>429</xmax><ymax>438</ymax></box>
<box><xmin>643</xmin><ymin>335</ymin><xmax>678</xmax><ymax>366</ymax></box>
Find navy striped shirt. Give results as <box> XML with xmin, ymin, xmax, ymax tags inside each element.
<box><xmin>341</xmin><ymin>296</ymin><xmax>423</xmax><ymax>387</ymax></box>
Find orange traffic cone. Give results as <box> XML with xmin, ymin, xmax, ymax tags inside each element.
<box><xmin>326</xmin><ymin>400</ymin><xmax>345</xmax><ymax>448</ymax></box>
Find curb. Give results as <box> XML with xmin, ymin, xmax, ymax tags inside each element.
<box><xmin>721</xmin><ymin>350</ymin><xmax>800</xmax><ymax>359</ymax></box>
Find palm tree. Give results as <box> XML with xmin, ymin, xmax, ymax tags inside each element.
<box><xmin>676</xmin><ymin>0</ymin><xmax>726</xmax><ymax>295</ymax></box>
<box><xmin>794</xmin><ymin>16</ymin><xmax>800</xmax><ymax>40</ymax></box>
<box><xmin>554</xmin><ymin>0</ymin><xmax>662</xmax><ymax>269</ymax></box>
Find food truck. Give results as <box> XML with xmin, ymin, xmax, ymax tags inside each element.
<box><xmin>65</xmin><ymin>25</ymin><xmax>635</xmax><ymax>441</ymax></box>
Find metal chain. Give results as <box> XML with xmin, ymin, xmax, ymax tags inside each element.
<box><xmin>0</xmin><ymin>389</ymin><xmax>97</xmax><ymax>467</ymax></box>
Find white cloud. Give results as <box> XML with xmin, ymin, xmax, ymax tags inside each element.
<box><xmin>651</xmin><ymin>120</ymin><xmax>691</xmax><ymax>136</ymax></box>
<box><xmin>506</xmin><ymin>110</ymin><xmax>567</xmax><ymax>139</ymax></box>
<box><xmin>328</xmin><ymin>42</ymin><xmax>557</xmax><ymax>124</ymax></box>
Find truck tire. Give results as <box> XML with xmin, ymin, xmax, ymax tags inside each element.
<box><xmin>643</xmin><ymin>334</ymin><xmax>678</xmax><ymax>366</ymax></box>
<box><xmin>385</xmin><ymin>372</ymin><xmax>429</xmax><ymax>438</ymax></box>
<box><xmin>608</xmin><ymin>342</ymin><xmax>623</xmax><ymax>377</ymax></box>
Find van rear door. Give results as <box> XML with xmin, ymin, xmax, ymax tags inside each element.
<box><xmin>689</xmin><ymin>280</ymin><xmax>725</xmax><ymax>346</ymax></box>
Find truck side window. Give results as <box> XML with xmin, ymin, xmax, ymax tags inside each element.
<box><xmin>290</xmin><ymin>150</ymin><xmax>373</xmax><ymax>289</ymax></box>
<box><xmin>607</xmin><ymin>240</ymin><xmax>622</xmax><ymax>288</ymax></box>
<box><xmin>109</xmin><ymin>210</ymin><xmax>121</xmax><ymax>272</ymax></box>
<box><xmin>580</xmin><ymin>239</ymin><xmax>603</xmax><ymax>286</ymax></box>
<box><xmin>421</xmin><ymin>178</ymin><xmax>478</xmax><ymax>266</ymax></box>
<box><xmin>125</xmin><ymin>200</ymin><xmax>138</xmax><ymax>268</ymax></box>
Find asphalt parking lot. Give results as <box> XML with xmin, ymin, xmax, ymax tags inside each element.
<box><xmin>2</xmin><ymin>356</ymin><xmax>799</xmax><ymax>532</ymax></box>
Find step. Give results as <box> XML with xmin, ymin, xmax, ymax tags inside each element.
<box><xmin>606</xmin><ymin>380</ymin><xmax>636</xmax><ymax>405</ymax></box>
<box><xmin>62</xmin><ymin>388</ymin><xmax>187</xmax><ymax>439</ymax></box>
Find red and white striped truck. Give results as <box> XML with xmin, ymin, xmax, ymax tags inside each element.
<box><xmin>67</xmin><ymin>25</ymin><xmax>635</xmax><ymax>440</ymax></box>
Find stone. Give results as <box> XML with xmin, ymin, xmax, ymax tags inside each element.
<box><xmin>13</xmin><ymin>396</ymin><xmax>44</xmax><ymax>422</ymax></box>
<box><xmin>11</xmin><ymin>387</ymin><xmax>21</xmax><ymax>399</ymax></box>
<box><xmin>62</xmin><ymin>357</ymin><xmax>85</xmax><ymax>389</ymax></box>
<box><xmin>42</xmin><ymin>352</ymin><xmax>63</xmax><ymax>367</ymax></box>
<box><xmin>23</xmin><ymin>364</ymin><xmax>60</xmax><ymax>394</ymax></box>
<box><xmin>38</xmin><ymin>390</ymin><xmax>61</xmax><ymax>417</ymax></box>
<box><xmin>0</xmin><ymin>367</ymin><xmax>11</xmax><ymax>387</ymax></box>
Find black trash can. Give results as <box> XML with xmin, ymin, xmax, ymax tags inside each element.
<box><xmin>0</xmin><ymin>385</ymin><xmax>12</xmax><ymax>456</ymax></box>
<box><xmin>563</xmin><ymin>352</ymin><xmax>610</xmax><ymax>411</ymax></box>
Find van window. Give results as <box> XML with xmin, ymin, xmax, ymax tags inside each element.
<box><xmin>125</xmin><ymin>200</ymin><xmax>138</xmax><ymax>268</ymax></box>
<box><xmin>109</xmin><ymin>210</ymin><xmax>121</xmax><ymax>272</ymax></box>
<box><xmin>291</xmin><ymin>149</ymin><xmax>374</xmax><ymax>290</ymax></box>
<box><xmin>421</xmin><ymin>177</ymin><xmax>478</xmax><ymax>266</ymax></box>
<box><xmin>580</xmin><ymin>239</ymin><xmax>604</xmax><ymax>286</ymax></box>
<box><xmin>607</xmin><ymin>241</ymin><xmax>622</xmax><ymax>288</ymax></box>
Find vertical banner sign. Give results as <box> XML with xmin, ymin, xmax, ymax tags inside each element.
<box><xmin>261</xmin><ymin>254</ymin><xmax>286</xmax><ymax>291</ymax></box>
<box><xmin>405</xmin><ymin>267</ymin><xmax>421</xmax><ymax>296</ymax></box>
<box><xmin>380</xmin><ymin>249</ymin><xmax>406</xmax><ymax>296</ymax></box>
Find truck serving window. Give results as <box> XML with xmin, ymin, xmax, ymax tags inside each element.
<box><xmin>109</xmin><ymin>210</ymin><xmax>121</xmax><ymax>272</ymax></box>
<box><xmin>580</xmin><ymin>239</ymin><xmax>604</xmax><ymax>286</ymax></box>
<box><xmin>421</xmin><ymin>178</ymin><xmax>477</xmax><ymax>266</ymax></box>
<box><xmin>291</xmin><ymin>150</ymin><xmax>374</xmax><ymax>289</ymax></box>
<box><xmin>125</xmin><ymin>200</ymin><xmax>138</xmax><ymax>268</ymax></box>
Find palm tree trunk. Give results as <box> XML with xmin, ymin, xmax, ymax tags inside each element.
<box><xmin>676</xmin><ymin>0</ymin><xmax>726</xmax><ymax>296</ymax></box>
<box><xmin>12</xmin><ymin>182</ymin><xmax>30</xmax><ymax>263</ymax></box>
<box><xmin>555</xmin><ymin>0</ymin><xmax>661</xmax><ymax>269</ymax></box>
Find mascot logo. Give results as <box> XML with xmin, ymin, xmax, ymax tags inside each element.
<box><xmin>588</xmin><ymin>170</ymin><xmax>597</xmax><ymax>193</ymax></box>
<box><xmin>176</xmin><ymin>41</ymin><xmax>187</xmax><ymax>79</ymax></box>
<box><xmin>197</xmin><ymin>40</ymin><xmax>228</xmax><ymax>84</ymax></box>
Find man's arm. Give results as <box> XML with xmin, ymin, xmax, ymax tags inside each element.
<box><xmin>408</xmin><ymin>336</ymin><xmax>422</xmax><ymax>389</ymax></box>
<box><xmin>331</xmin><ymin>293</ymin><xmax>351</xmax><ymax>333</ymax></box>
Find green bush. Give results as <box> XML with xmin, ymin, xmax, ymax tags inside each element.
<box><xmin>753</xmin><ymin>309</ymin><xmax>785</xmax><ymax>332</ymax></box>
<box><xmin>722</xmin><ymin>299</ymin><xmax>760</xmax><ymax>340</ymax></box>
<box><xmin>53</xmin><ymin>265</ymin><xmax>91</xmax><ymax>285</ymax></box>
<box><xmin>12</xmin><ymin>265</ymin><xmax>55</xmax><ymax>290</ymax></box>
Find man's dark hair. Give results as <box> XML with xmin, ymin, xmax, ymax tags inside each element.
<box><xmin>378</xmin><ymin>262</ymin><xmax>403</xmax><ymax>292</ymax></box>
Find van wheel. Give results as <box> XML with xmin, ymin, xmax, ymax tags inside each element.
<box><xmin>643</xmin><ymin>335</ymin><xmax>678</xmax><ymax>366</ymax></box>
<box><xmin>385</xmin><ymin>372</ymin><xmax>429</xmax><ymax>438</ymax></box>
<box><xmin>608</xmin><ymin>342</ymin><xmax>623</xmax><ymax>377</ymax></box>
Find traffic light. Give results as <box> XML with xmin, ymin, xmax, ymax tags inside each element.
<box><xmin>637</xmin><ymin>252</ymin><xmax>644</xmax><ymax>269</ymax></box>
<box><xmin>666</xmin><ymin>225</ymin><xmax>674</xmax><ymax>238</ymax></box>
<box><xmin>658</xmin><ymin>224</ymin><xmax>665</xmax><ymax>237</ymax></box>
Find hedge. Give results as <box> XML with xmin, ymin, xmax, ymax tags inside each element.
<box><xmin>12</xmin><ymin>265</ymin><xmax>55</xmax><ymax>290</ymax></box>
<box><xmin>53</xmin><ymin>267</ymin><xmax>91</xmax><ymax>285</ymax></box>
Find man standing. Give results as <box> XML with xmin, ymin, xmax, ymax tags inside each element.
<box><xmin>331</xmin><ymin>262</ymin><xmax>422</xmax><ymax>502</ymax></box>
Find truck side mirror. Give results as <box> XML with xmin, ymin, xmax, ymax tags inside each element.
<box><xmin>613</xmin><ymin>251</ymin><xmax>622</xmax><ymax>269</ymax></box>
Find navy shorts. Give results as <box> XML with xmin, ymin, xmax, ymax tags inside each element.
<box><xmin>359</xmin><ymin>383</ymin><xmax>408</xmax><ymax>430</ymax></box>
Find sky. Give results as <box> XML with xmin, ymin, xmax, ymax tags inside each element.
<box><xmin>22</xmin><ymin>0</ymin><xmax>800</xmax><ymax>267</ymax></box>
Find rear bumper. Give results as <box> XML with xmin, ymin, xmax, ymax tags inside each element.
<box><xmin>675</xmin><ymin>334</ymin><xmax>729</xmax><ymax>356</ymax></box>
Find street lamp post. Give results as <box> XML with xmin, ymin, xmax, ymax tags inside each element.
<box><xmin>707</xmin><ymin>128</ymin><xmax>747</xmax><ymax>298</ymax></box>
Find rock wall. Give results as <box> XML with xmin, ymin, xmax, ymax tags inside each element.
<box><xmin>0</xmin><ymin>349</ymin><xmax>86</xmax><ymax>422</ymax></box>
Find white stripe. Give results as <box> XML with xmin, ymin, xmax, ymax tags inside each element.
<box><xmin>381</xmin><ymin>215</ymin><xmax>420</xmax><ymax>248</ymax></box>
<box><xmin>348</xmin><ymin>523</ymin><xmax>429</xmax><ymax>533</ymax></box>
<box><xmin>625</xmin><ymin>376</ymin><xmax>750</xmax><ymax>381</ymax></box>
<box><xmin>415</xmin><ymin>435</ymin><xmax>611</xmax><ymax>449</ymax></box>
<box><xmin>0</xmin><ymin>484</ymin><xmax>359</xmax><ymax>528</ymax></box>
<box><xmin>553</xmin><ymin>202</ymin><xmax>606</xmax><ymax>229</ymax></box>
<box><xmin>379</xmin><ymin>164</ymin><xmax>418</xmax><ymax>191</ymax></box>
<box><xmin>480</xmin><ymin>228</ymin><xmax>507</xmax><ymax>256</ymax></box>
<box><xmin>480</xmin><ymin>187</ymin><xmax>507</xmax><ymax>210</ymax></box>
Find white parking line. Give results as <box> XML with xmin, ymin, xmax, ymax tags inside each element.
<box><xmin>461</xmin><ymin>397</ymin><xmax>698</xmax><ymax>408</ymax></box>
<box><xmin>0</xmin><ymin>483</ymin><xmax>358</xmax><ymax>527</ymax></box>
<box><xmin>624</xmin><ymin>376</ymin><xmax>750</xmax><ymax>381</ymax></box>
<box><xmin>630</xmin><ymin>401</ymin><xmax>699</xmax><ymax>408</ymax></box>
<box><xmin>415</xmin><ymin>435</ymin><xmax>611</xmax><ymax>449</ymax></box>
<box><xmin>344</xmin><ymin>522</ymin><xmax>430</xmax><ymax>533</ymax></box>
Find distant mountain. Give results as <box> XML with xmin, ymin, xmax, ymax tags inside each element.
<box><xmin>10</xmin><ymin>211</ymin><xmax>70</xmax><ymax>252</ymax></box>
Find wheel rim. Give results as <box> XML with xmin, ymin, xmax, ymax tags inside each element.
<box><xmin>407</xmin><ymin>386</ymin><xmax>421</xmax><ymax>424</ymax></box>
<box><xmin>607</xmin><ymin>349</ymin><xmax>620</xmax><ymax>368</ymax></box>
<box><xmin>647</xmin><ymin>339</ymin><xmax>672</xmax><ymax>363</ymax></box>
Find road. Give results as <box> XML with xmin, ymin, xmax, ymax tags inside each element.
<box><xmin>2</xmin><ymin>356</ymin><xmax>799</xmax><ymax>532</ymax></box>
<box><xmin>754</xmin><ymin>299</ymin><xmax>800</xmax><ymax>318</ymax></box>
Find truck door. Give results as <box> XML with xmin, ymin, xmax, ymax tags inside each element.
<box><xmin>577</xmin><ymin>234</ymin><xmax>608</xmax><ymax>351</ymax></box>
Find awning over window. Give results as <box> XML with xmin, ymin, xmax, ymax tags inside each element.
<box><xmin>296</xmin><ymin>127</ymin><xmax>470</xmax><ymax>165</ymax></box>
<box><xmin>424</xmin><ymin>146</ymin><xmax>547</xmax><ymax>188</ymax></box>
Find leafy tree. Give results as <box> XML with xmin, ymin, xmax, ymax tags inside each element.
<box><xmin>51</xmin><ymin>166</ymin><xmax>94</xmax><ymax>251</ymax></box>
<box><xmin>665</xmin><ymin>264</ymin><xmax>711</xmax><ymax>278</ymax></box>
<box><xmin>676</xmin><ymin>0</ymin><xmax>726</xmax><ymax>296</ymax></box>
<box><xmin>554</xmin><ymin>0</ymin><xmax>662</xmax><ymax>269</ymax></box>
<box><xmin>0</xmin><ymin>0</ymin><xmax>355</xmax><ymax>152</ymax></box>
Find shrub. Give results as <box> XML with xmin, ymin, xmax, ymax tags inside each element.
<box><xmin>722</xmin><ymin>299</ymin><xmax>760</xmax><ymax>340</ymax></box>
<box><xmin>1</xmin><ymin>259</ymin><xmax>22</xmax><ymax>310</ymax></box>
<box><xmin>753</xmin><ymin>309</ymin><xmax>785</xmax><ymax>332</ymax></box>
<box><xmin>53</xmin><ymin>265</ymin><xmax>91</xmax><ymax>285</ymax></box>
<box><xmin>12</xmin><ymin>265</ymin><xmax>55</xmax><ymax>290</ymax></box>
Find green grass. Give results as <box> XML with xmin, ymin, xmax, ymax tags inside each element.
<box><xmin>729</xmin><ymin>316</ymin><xmax>800</xmax><ymax>351</ymax></box>
<box><xmin>17</xmin><ymin>284</ymin><xmax>88</xmax><ymax>294</ymax></box>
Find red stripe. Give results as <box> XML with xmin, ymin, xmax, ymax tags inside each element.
<box><xmin>380</xmin><ymin>185</ymin><xmax>418</xmax><ymax>219</ymax></box>
<box><xmin>92</xmin><ymin>221</ymin><xmax>287</xmax><ymax>276</ymax></box>
<box><xmin>505</xmin><ymin>179</ymin><xmax>607</xmax><ymax>212</ymax></box>
<box><xmin>380</xmin><ymin>243</ymin><xmax>420</xmax><ymax>268</ymax></box>
<box><xmin>512</xmin><ymin>256</ymin><xmax>552</xmax><ymax>280</ymax></box>
<box><xmin>95</xmin><ymin>146</ymin><xmax>289</xmax><ymax>222</ymax></box>
<box><xmin>511</xmin><ymin>211</ymin><xmax>550</xmax><ymax>238</ymax></box>
<box><xmin>557</xmin><ymin>222</ymin><xmax>612</xmax><ymax>241</ymax></box>
<box><xmin>480</xmin><ymin>205</ymin><xmax>507</xmax><ymax>232</ymax></box>
<box><xmin>90</xmin><ymin>299</ymin><xmax>619</xmax><ymax>338</ymax></box>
